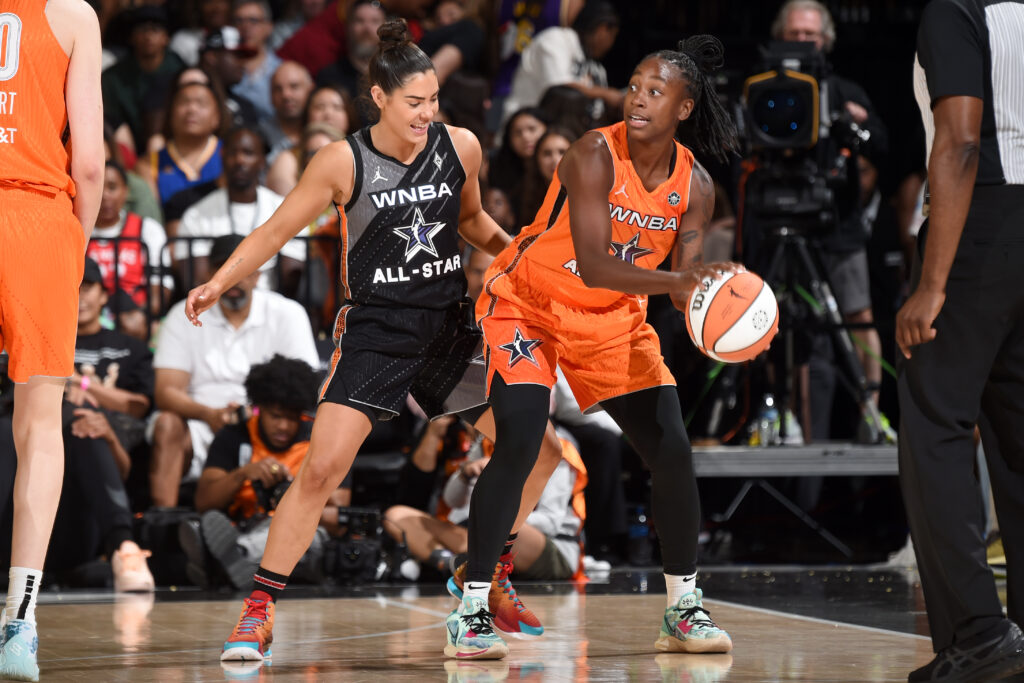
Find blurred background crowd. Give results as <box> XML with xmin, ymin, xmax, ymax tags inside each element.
<box><xmin>0</xmin><ymin>0</ymin><xmax>935</xmax><ymax>593</ymax></box>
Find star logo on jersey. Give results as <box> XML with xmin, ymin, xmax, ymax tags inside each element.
<box><xmin>667</xmin><ymin>191</ymin><xmax>681</xmax><ymax>206</ymax></box>
<box><xmin>371</xmin><ymin>166</ymin><xmax>388</xmax><ymax>184</ymax></box>
<box><xmin>610</xmin><ymin>232</ymin><xmax>654</xmax><ymax>265</ymax></box>
<box><xmin>392</xmin><ymin>207</ymin><xmax>446</xmax><ymax>262</ymax></box>
<box><xmin>498</xmin><ymin>328</ymin><xmax>543</xmax><ymax>368</ymax></box>
<box><xmin>434</xmin><ymin>152</ymin><xmax>444</xmax><ymax>171</ymax></box>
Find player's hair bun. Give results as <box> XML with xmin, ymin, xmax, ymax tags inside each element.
<box><xmin>377</xmin><ymin>19</ymin><xmax>412</xmax><ymax>51</ymax></box>
<box><xmin>678</xmin><ymin>35</ymin><xmax>725</xmax><ymax>76</ymax></box>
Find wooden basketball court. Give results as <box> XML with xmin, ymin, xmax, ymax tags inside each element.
<box><xmin>30</xmin><ymin>569</ymin><xmax>936</xmax><ymax>682</ymax></box>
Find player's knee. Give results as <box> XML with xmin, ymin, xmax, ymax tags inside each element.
<box><xmin>299</xmin><ymin>455</ymin><xmax>344</xmax><ymax>494</ymax></box>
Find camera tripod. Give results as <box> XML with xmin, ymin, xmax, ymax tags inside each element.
<box><xmin>705</xmin><ymin>225</ymin><xmax>883</xmax><ymax>444</ymax></box>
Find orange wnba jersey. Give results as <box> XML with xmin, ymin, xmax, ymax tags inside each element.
<box><xmin>0</xmin><ymin>0</ymin><xmax>74</xmax><ymax>195</ymax></box>
<box><xmin>497</xmin><ymin>121</ymin><xmax>694</xmax><ymax>310</ymax></box>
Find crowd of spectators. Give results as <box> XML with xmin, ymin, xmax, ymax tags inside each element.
<box><xmin>0</xmin><ymin>0</ymin><xmax>924</xmax><ymax>590</ymax></box>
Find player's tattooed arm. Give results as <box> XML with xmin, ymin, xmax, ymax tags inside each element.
<box><xmin>669</xmin><ymin>162</ymin><xmax>741</xmax><ymax>309</ymax></box>
<box><xmin>672</xmin><ymin>162</ymin><xmax>714</xmax><ymax>273</ymax></box>
<box><xmin>449</xmin><ymin>126</ymin><xmax>512</xmax><ymax>256</ymax></box>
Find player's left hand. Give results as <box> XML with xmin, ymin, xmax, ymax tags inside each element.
<box><xmin>895</xmin><ymin>286</ymin><xmax>945</xmax><ymax>359</ymax></box>
<box><xmin>185</xmin><ymin>281</ymin><xmax>223</xmax><ymax>327</ymax></box>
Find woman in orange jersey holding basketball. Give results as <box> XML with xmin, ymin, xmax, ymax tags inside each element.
<box><xmin>446</xmin><ymin>35</ymin><xmax>743</xmax><ymax>659</ymax></box>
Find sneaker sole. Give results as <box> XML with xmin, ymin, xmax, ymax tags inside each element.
<box><xmin>655</xmin><ymin>633</ymin><xmax>733</xmax><ymax>654</ymax></box>
<box><xmin>202</xmin><ymin>512</ymin><xmax>254</xmax><ymax>590</ymax></box>
<box><xmin>443</xmin><ymin>643</ymin><xmax>509</xmax><ymax>660</ymax></box>
<box><xmin>445</xmin><ymin>577</ymin><xmax>544</xmax><ymax>637</ymax></box>
<box><xmin>221</xmin><ymin>644</ymin><xmax>272</xmax><ymax>662</ymax></box>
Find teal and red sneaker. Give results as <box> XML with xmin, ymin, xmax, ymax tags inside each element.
<box><xmin>221</xmin><ymin>595</ymin><xmax>275</xmax><ymax>662</ymax></box>
<box><xmin>444</xmin><ymin>596</ymin><xmax>509</xmax><ymax>660</ymax></box>
<box><xmin>655</xmin><ymin>589</ymin><xmax>733</xmax><ymax>654</ymax></box>
<box><xmin>447</xmin><ymin>554</ymin><xmax>543</xmax><ymax>636</ymax></box>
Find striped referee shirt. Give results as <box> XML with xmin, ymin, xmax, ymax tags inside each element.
<box><xmin>913</xmin><ymin>0</ymin><xmax>1024</xmax><ymax>185</ymax></box>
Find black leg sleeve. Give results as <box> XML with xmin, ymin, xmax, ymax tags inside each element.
<box><xmin>602</xmin><ymin>386</ymin><xmax>700</xmax><ymax>576</ymax></box>
<box><xmin>465</xmin><ymin>375</ymin><xmax>550</xmax><ymax>584</ymax></box>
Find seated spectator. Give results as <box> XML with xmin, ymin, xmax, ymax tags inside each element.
<box><xmin>393</xmin><ymin>414</ymin><xmax>474</xmax><ymax>513</ymax></box>
<box><xmin>384</xmin><ymin>432</ymin><xmax>587</xmax><ymax>581</ymax></box>
<box><xmin>104</xmin><ymin>125</ymin><xmax>163</xmax><ymax>225</ymax></box>
<box><xmin>265</xmin><ymin>85</ymin><xmax>351</xmax><ymax>194</ymax></box>
<box><xmin>150</xmin><ymin>235</ymin><xmax>320</xmax><ymax>508</ymax></box>
<box><xmin>488</xmin><ymin>107</ymin><xmax>547</xmax><ymax>209</ymax></box>
<box><xmin>143</xmin><ymin>80</ymin><xmax>226</xmax><ymax>209</ymax></box>
<box><xmin>102</xmin><ymin>7</ymin><xmax>186</xmax><ymax>154</ymax></box>
<box><xmin>232</xmin><ymin>0</ymin><xmax>283</xmax><ymax>120</ymax></box>
<box><xmin>171</xmin><ymin>0</ymin><xmax>233</xmax><ymax>66</ymax></box>
<box><xmin>198</xmin><ymin>27</ymin><xmax>263</xmax><ymax>128</ymax></box>
<box><xmin>175</xmin><ymin>126</ymin><xmax>306</xmax><ymax>293</ymax></box>
<box><xmin>316</xmin><ymin>0</ymin><xmax>386</xmax><ymax>123</ymax></box>
<box><xmin>519</xmin><ymin>125</ymin><xmax>576</xmax><ymax>225</ymax></box>
<box><xmin>537</xmin><ymin>84</ymin><xmax>595</xmax><ymax>138</ymax></box>
<box><xmin>482</xmin><ymin>185</ymin><xmax>517</xmax><ymax>235</ymax></box>
<box><xmin>89</xmin><ymin>162</ymin><xmax>174</xmax><ymax>317</ymax></box>
<box><xmin>183</xmin><ymin>355</ymin><xmax>350</xmax><ymax>588</ymax></box>
<box><xmin>503</xmin><ymin>1</ymin><xmax>621</xmax><ymax>126</ymax></box>
<box><xmin>261</xmin><ymin>61</ymin><xmax>316</xmax><ymax>164</ymax></box>
<box><xmin>418</xmin><ymin>0</ymin><xmax>485</xmax><ymax>87</ymax></box>
<box><xmin>270</xmin><ymin>0</ymin><xmax>329</xmax><ymax>50</ymax></box>
<box><xmin>69</xmin><ymin>259</ymin><xmax>155</xmax><ymax>480</ymax></box>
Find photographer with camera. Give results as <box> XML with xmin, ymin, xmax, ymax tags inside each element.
<box><xmin>743</xmin><ymin>0</ymin><xmax>891</xmax><ymax>442</ymax></box>
<box><xmin>183</xmin><ymin>355</ymin><xmax>351</xmax><ymax>589</ymax></box>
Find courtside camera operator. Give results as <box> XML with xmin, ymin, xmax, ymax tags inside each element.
<box><xmin>737</xmin><ymin>0</ymin><xmax>890</xmax><ymax>443</ymax></box>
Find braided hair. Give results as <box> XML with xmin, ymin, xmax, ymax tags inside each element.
<box><xmin>646</xmin><ymin>35</ymin><xmax>739</xmax><ymax>162</ymax></box>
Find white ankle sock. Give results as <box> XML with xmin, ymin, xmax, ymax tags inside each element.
<box><xmin>463</xmin><ymin>582</ymin><xmax>490</xmax><ymax>608</ymax></box>
<box><xmin>665</xmin><ymin>572</ymin><xmax>696</xmax><ymax>608</ymax></box>
<box><xmin>3</xmin><ymin>567</ymin><xmax>43</xmax><ymax>626</ymax></box>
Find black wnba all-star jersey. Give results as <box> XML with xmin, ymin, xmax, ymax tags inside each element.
<box><xmin>340</xmin><ymin>123</ymin><xmax>467</xmax><ymax>308</ymax></box>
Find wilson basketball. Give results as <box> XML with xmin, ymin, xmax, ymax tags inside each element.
<box><xmin>685</xmin><ymin>271</ymin><xmax>779</xmax><ymax>363</ymax></box>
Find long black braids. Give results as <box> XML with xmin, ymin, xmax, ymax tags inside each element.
<box><xmin>647</xmin><ymin>35</ymin><xmax>739</xmax><ymax>162</ymax></box>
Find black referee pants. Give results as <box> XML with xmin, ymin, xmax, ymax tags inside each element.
<box><xmin>899</xmin><ymin>185</ymin><xmax>1024</xmax><ymax>652</ymax></box>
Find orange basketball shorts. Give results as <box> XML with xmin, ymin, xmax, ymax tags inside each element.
<box><xmin>477</xmin><ymin>258</ymin><xmax>675</xmax><ymax>413</ymax></box>
<box><xmin>0</xmin><ymin>187</ymin><xmax>84</xmax><ymax>382</ymax></box>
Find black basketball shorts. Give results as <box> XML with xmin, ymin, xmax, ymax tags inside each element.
<box><xmin>318</xmin><ymin>299</ymin><xmax>488</xmax><ymax>422</ymax></box>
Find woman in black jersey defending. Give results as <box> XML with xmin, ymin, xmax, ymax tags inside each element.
<box><xmin>185</xmin><ymin>20</ymin><xmax>562</xmax><ymax>663</ymax></box>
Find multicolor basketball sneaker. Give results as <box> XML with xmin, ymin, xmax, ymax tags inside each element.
<box><xmin>444</xmin><ymin>596</ymin><xmax>509</xmax><ymax>660</ymax></box>
<box><xmin>0</xmin><ymin>619</ymin><xmax>40</xmax><ymax>682</ymax></box>
<box><xmin>447</xmin><ymin>554</ymin><xmax>543</xmax><ymax>636</ymax></box>
<box><xmin>221</xmin><ymin>594</ymin><xmax>275</xmax><ymax>662</ymax></box>
<box><xmin>655</xmin><ymin>589</ymin><xmax>733</xmax><ymax>654</ymax></box>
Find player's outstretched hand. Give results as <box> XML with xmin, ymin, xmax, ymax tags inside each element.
<box><xmin>185</xmin><ymin>282</ymin><xmax>222</xmax><ymax>327</ymax></box>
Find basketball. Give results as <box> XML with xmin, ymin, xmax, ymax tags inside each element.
<box><xmin>684</xmin><ymin>271</ymin><xmax>779</xmax><ymax>363</ymax></box>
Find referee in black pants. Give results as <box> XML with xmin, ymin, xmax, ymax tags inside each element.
<box><xmin>897</xmin><ymin>1</ymin><xmax>1024</xmax><ymax>681</ymax></box>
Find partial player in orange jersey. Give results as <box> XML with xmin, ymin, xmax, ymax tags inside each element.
<box><xmin>0</xmin><ymin>0</ymin><xmax>104</xmax><ymax>680</ymax></box>
<box><xmin>449</xmin><ymin>35</ymin><xmax>744</xmax><ymax>660</ymax></box>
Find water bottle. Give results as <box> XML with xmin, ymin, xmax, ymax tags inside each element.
<box><xmin>758</xmin><ymin>394</ymin><xmax>780</xmax><ymax>447</ymax></box>
<box><xmin>627</xmin><ymin>506</ymin><xmax>653</xmax><ymax>566</ymax></box>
